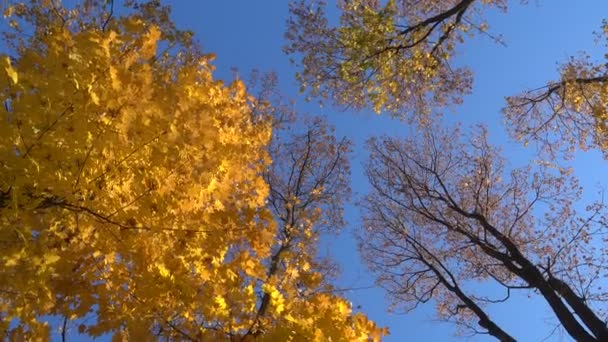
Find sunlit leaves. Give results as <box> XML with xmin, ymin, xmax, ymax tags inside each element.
<box><xmin>0</xmin><ymin>0</ymin><xmax>268</xmax><ymax>338</ymax></box>
<box><xmin>286</xmin><ymin>0</ymin><xmax>508</xmax><ymax>118</ymax></box>
<box><xmin>504</xmin><ymin>22</ymin><xmax>608</xmax><ymax>158</ymax></box>
<box><xmin>0</xmin><ymin>1</ymin><xmax>384</xmax><ymax>340</ymax></box>
<box><xmin>2</xmin><ymin>56</ymin><xmax>17</xmax><ymax>84</ymax></box>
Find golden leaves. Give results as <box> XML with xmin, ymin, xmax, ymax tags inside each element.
<box><xmin>213</xmin><ymin>295</ymin><xmax>229</xmax><ymax>317</ymax></box>
<box><xmin>1</xmin><ymin>2</ymin><xmax>270</xmax><ymax>339</ymax></box>
<box><xmin>141</xmin><ymin>26</ymin><xmax>161</xmax><ymax>59</ymax></box>
<box><xmin>0</xmin><ymin>2</ymin><xmax>384</xmax><ymax>341</ymax></box>
<box><xmin>504</xmin><ymin>55</ymin><xmax>608</xmax><ymax>157</ymax></box>
<box><xmin>156</xmin><ymin>263</ymin><xmax>172</xmax><ymax>279</ymax></box>
<box><xmin>262</xmin><ymin>283</ymin><xmax>286</xmax><ymax>314</ymax></box>
<box><xmin>286</xmin><ymin>0</ymin><xmax>477</xmax><ymax>118</ymax></box>
<box><xmin>3</xmin><ymin>56</ymin><xmax>17</xmax><ymax>84</ymax></box>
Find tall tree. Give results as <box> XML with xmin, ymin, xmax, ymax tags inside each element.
<box><xmin>243</xmin><ymin>72</ymin><xmax>387</xmax><ymax>340</ymax></box>
<box><xmin>285</xmin><ymin>0</ymin><xmax>509</xmax><ymax>117</ymax></box>
<box><xmin>0</xmin><ymin>1</ymin><xmax>384</xmax><ymax>340</ymax></box>
<box><xmin>360</xmin><ymin>124</ymin><xmax>608</xmax><ymax>341</ymax></box>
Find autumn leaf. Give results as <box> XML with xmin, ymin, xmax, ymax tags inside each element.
<box><xmin>3</xmin><ymin>56</ymin><xmax>17</xmax><ymax>84</ymax></box>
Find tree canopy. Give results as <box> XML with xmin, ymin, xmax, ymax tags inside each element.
<box><xmin>288</xmin><ymin>0</ymin><xmax>608</xmax><ymax>340</ymax></box>
<box><xmin>286</xmin><ymin>0</ymin><xmax>509</xmax><ymax>118</ymax></box>
<box><xmin>3</xmin><ymin>0</ymin><xmax>608</xmax><ymax>341</ymax></box>
<box><xmin>361</xmin><ymin>124</ymin><xmax>608</xmax><ymax>341</ymax></box>
<box><xmin>504</xmin><ymin>20</ymin><xmax>608</xmax><ymax>158</ymax></box>
<box><xmin>0</xmin><ymin>1</ymin><xmax>385</xmax><ymax>340</ymax></box>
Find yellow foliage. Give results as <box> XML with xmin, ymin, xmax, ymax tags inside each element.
<box><xmin>2</xmin><ymin>56</ymin><xmax>17</xmax><ymax>84</ymax></box>
<box><xmin>0</xmin><ymin>1</ymin><xmax>384</xmax><ymax>341</ymax></box>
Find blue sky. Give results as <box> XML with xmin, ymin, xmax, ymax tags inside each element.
<box><xmin>168</xmin><ymin>1</ymin><xmax>608</xmax><ymax>341</ymax></box>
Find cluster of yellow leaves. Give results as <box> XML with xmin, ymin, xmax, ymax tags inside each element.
<box><xmin>261</xmin><ymin>293</ymin><xmax>388</xmax><ymax>341</ymax></box>
<box><xmin>0</xmin><ymin>1</ymin><xmax>385</xmax><ymax>340</ymax></box>
<box><xmin>561</xmin><ymin>19</ymin><xmax>608</xmax><ymax>143</ymax></box>
<box><xmin>564</xmin><ymin>88</ymin><xmax>608</xmax><ymax>150</ymax></box>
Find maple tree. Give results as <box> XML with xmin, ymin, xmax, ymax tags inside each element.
<box><xmin>285</xmin><ymin>0</ymin><xmax>511</xmax><ymax>117</ymax></box>
<box><xmin>0</xmin><ymin>1</ymin><xmax>385</xmax><ymax>340</ymax></box>
<box><xmin>360</xmin><ymin>123</ymin><xmax>608</xmax><ymax>341</ymax></box>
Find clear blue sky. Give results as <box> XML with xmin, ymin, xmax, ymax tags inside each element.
<box><xmin>168</xmin><ymin>1</ymin><xmax>608</xmax><ymax>341</ymax></box>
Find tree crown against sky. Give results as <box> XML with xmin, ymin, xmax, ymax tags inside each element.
<box><xmin>287</xmin><ymin>0</ymin><xmax>608</xmax><ymax>341</ymax></box>
<box><xmin>0</xmin><ymin>1</ymin><xmax>385</xmax><ymax>340</ymax></box>
<box><xmin>1</xmin><ymin>0</ymin><xmax>608</xmax><ymax>341</ymax></box>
